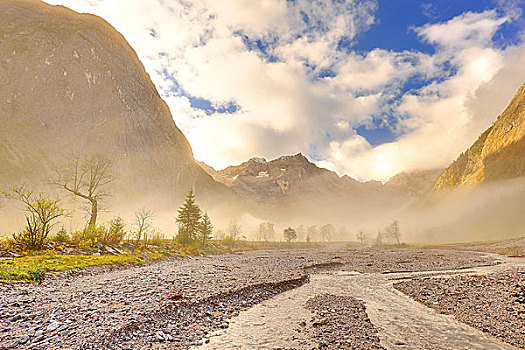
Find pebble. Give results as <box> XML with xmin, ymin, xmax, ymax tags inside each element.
<box><xmin>46</xmin><ymin>321</ymin><xmax>60</xmax><ymax>332</ymax></box>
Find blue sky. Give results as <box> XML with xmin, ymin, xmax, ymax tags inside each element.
<box><xmin>177</xmin><ymin>0</ymin><xmax>524</xmax><ymax>150</ymax></box>
<box><xmin>47</xmin><ymin>0</ymin><xmax>525</xmax><ymax>180</ymax></box>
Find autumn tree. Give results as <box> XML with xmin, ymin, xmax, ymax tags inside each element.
<box><xmin>134</xmin><ymin>208</ymin><xmax>154</xmax><ymax>246</ymax></box>
<box><xmin>2</xmin><ymin>185</ymin><xmax>65</xmax><ymax>249</ymax></box>
<box><xmin>199</xmin><ymin>212</ymin><xmax>213</xmax><ymax>245</ymax></box>
<box><xmin>176</xmin><ymin>189</ymin><xmax>202</xmax><ymax>245</ymax></box>
<box><xmin>384</xmin><ymin>220</ymin><xmax>401</xmax><ymax>244</ymax></box>
<box><xmin>283</xmin><ymin>227</ymin><xmax>297</xmax><ymax>243</ymax></box>
<box><xmin>55</xmin><ymin>154</ymin><xmax>115</xmax><ymax>228</ymax></box>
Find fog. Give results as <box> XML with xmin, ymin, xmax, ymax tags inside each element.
<box><xmin>1</xmin><ymin>176</ymin><xmax>524</xmax><ymax>245</ymax></box>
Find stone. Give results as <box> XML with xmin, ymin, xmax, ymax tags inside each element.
<box><xmin>19</xmin><ymin>335</ymin><xmax>30</xmax><ymax>344</ymax></box>
<box><xmin>47</xmin><ymin>321</ymin><xmax>60</xmax><ymax>332</ymax></box>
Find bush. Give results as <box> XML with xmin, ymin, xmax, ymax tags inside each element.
<box><xmin>71</xmin><ymin>219</ymin><xmax>126</xmax><ymax>247</ymax></box>
<box><xmin>51</xmin><ymin>227</ymin><xmax>70</xmax><ymax>244</ymax></box>
<box><xmin>71</xmin><ymin>226</ymin><xmax>105</xmax><ymax>247</ymax></box>
<box><xmin>221</xmin><ymin>235</ymin><xmax>236</xmax><ymax>247</ymax></box>
<box><xmin>149</xmin><ymin>230</ymin><xmax>165</xmax><ymax>246</ymax></box>
<box><xmin>13</xmin><ymin>216</ymin><xmax>45</xmax><ymax>250</ymax></box>
<box><xmin>0</xmin><ymin>237</ymin><xmax>14</xmax><ymax>251</ymax></box>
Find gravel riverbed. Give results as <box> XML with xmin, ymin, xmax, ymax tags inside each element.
<box><xmin>0</xmin><ymin>247</ymin><xmax>497</xmax><ymax>349</ymax></box>
<box><xmin>394</xmin><ymin>268</ymin><xmax>525</xmax><ymax>349</ymax></box>
<box><xmin>305</xmin><ymin>294</ymin><xmax>384</xmax><ymax>349</ymax></box>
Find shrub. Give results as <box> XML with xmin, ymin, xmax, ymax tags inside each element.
<box><xmin>13</xmin><ymin>216</ymin><xmax>44</xmax><ymax>250</ymax></box>
<box><xmin>103</xmin><ymin>217</ymin><xmax>126</xmax><ymax>245</ymax></box>
<box><xmin>71</xmin><ymin>226</ymin><xmax>105</xmax><ymax>247</ymax></box>
<box><xmin>3</xmin><ymin>186</ymin><xmax>65</xmax><ymax>250</ymax></box>
<box><xmin>51</xmin><ymin>227</ymin><xmax>70</xmax><ymax>244</ymax></box>
<box><xmin>0</xmin><ymin>237</ymin><xmax>14</xmax><ymax>251</ymax></box>
<box><xmin>221</xmin><ymin>235</ymin><xmax>236</xmax><ymax>247</ymax></box>
<box><xmin>149</xmin><ymin>229</ymin><xmax>165</xmax><ymax>246</ymax></box>
<box><xmin>27</xmin><ymin>269</ymin><xmax>46</xmax><ymax>282</ymax></box>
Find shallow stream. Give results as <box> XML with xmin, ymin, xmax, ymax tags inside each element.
<box><xmin>199</xmin><ymin>255</ymin><xmax>525</xmax><ymax>349</ymax></box>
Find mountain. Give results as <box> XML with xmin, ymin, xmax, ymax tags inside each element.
<box><xmin>200</xmin><ymin>154</ymin><xmax>441</xmax><ymax>201</ymax></box>
<box><xmin>0</xmin><ymin>0</ymin><xmax>229</xmax><ymax>209</ymax></box>
<box><xmin>384</xmin><ymin>169</ymin><xmax>443</xmax><ymax>196</ymax></box>
<box><xmin>435</xmin><ymin>83</ymin><xmax>525</xmax><ymax>190</ymax></box>
<box><xmin>200</xmin><ymin>153</ymin><xmax>364</xmax><ymax>202</ymax></box>
<box><xmin>198</xmin><ymin>154</ymin><xmax>442</xmax><ymax>225</ymax></box>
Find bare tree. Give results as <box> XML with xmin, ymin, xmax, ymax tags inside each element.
<box><xmin>295</xmin><ymin>225</ymin><xmax>306</xmax><ymax>242</ymax></box>
<box><xmin>357</xmin><ymin>230</ymin><xmax>366</xmax><ymax>245</ymax></box>
<box><xmin>320</xmin><ymin>224</ymin><xmax>335</xmax><ymax>242</ymax></box>
<box><xmin>134</xmin><ymin>208</ymin><xmax>154</xmax><ymax>246</ymax></box>
<box><xmin>337</xmin><ymin>226</ymin><xmax>348</xmax><ymax>241</ymax></box>
<box><xmin>258</xmin><ymin>222</ymin><xmax>275</xmax><ymax>242</ymax></box>
<box><xmin>307</xmin><ymin>225</ymin><xmax>318</xmax><ymax>242</ymax></box>
<box><xmin>227</xmin><ymin>220</ymin><xmax>242</xmax><ymax>240</ymax></box>
<box><xmin>384</xmin><ymin>220</ymin><xmax>401</xmax><ymax>245</ymax></box>
<box><xmin>54</xmin><ymin>154</ymin><xmax>115</xmax><ymax>228</ymax></box>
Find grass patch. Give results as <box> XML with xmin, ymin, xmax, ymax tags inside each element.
<box><xmin>0</xmin><ymin>253</ymin><xmax>164</xmax><ymax>282</ymax></box>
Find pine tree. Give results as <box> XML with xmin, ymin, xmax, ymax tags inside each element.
<box><xmin>176</xmin><ymin>189</ymin><xmax>202</xmax><ymax>245</ymax></box>
<box><xmin>199</xmin><ymin>211</ymin><xmax>213</xmax><ymax>246</ymax></box>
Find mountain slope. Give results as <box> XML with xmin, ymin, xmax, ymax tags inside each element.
<box><xmin>199</xmin><ymin>154</ymin><xmax>443</xmax><ymax>225</ymax></box>
<box><xmin>201</xmin><ymin>154</ymin><xmax>442</xmax><ymax>201</ymax></box>
<box><xmin>200</xmin><ymin>153</ymin><xmax>368</xmax><ymax>202</ymax></box>
<box><xmin>435</xmin><ymin>83</ymin><xmax>525</xmax><ymax>190</ymax></box>
<box><xmin>0</xmin><ymin>0</ymin><xmax>227</xmax><ymax>206</ymax></box>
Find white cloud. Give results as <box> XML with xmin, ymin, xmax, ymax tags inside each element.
<box><xmin>416</xmin><ymin>11</ymin><xmax>508</xmax><ymax>49</ymax></box>
<box><xmin>322</xmin><ymin>11</ymin><xmax>525</xmax><ymax>181</ymax></box>
<box><xmin>44</xmin><ymin>1</ymin><xmax>525</xmax><ymax>181</ymax></box>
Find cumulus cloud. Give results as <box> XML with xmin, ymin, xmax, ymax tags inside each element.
<box><xmin>45</xmin><ymin>0</ymin><xmax>525</xmax><ymax>181</ymax></box>
<box><xmin>320</xmin><ymin>11</ymin><xmax>525</xmax><ymax>181</ymax></box>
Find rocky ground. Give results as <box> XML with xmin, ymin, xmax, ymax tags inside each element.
<box><xmin>394</xmin><ymin>269</ymin><xmax>525</xmax><ymax>349</ymax></box>
<box><xmin>304</xmin><ymin>294</ymin><xmax>384</xmax><ymax>349</ymax></box>
<box><xmin>0</xmin><ymin>247</ymin><xmax>497</xmax><ymax>349</ymax></box>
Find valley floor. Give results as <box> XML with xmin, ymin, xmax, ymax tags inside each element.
<box><xmin>0</xmin><ymin>247</ymin><xmax>523</xmax><ymax>349</ymax></box>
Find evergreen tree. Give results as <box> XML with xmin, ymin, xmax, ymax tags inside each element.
<box><xmin>199</xmin><ymin>211</ymin><xmax>213</xmax><ymax>246</ymax></box>
<box><xmin>176</xmin><ymin>189</ymin><xmax>202</xmax><ymax>245</ymax></box>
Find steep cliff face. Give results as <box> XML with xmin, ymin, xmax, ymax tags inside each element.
<box><xmin>435</xmin><ymin>83</ymin><xmax>525</xmax><ymax>190</ymax></box>
<box><xmin>0</xmin><ymin>0</ymin><xmax>224</xmax><ymax>203</ymax></box>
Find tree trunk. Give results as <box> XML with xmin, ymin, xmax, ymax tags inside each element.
<box><xmin>88</xmin><ymin>198</ymin><xmax>98</xmax><ymax>228</ymax></box>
